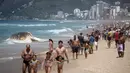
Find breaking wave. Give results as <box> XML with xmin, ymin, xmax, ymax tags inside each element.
<box><xmin>0</xmin><ymin>23</ymin><xmax>56</xmax><ymax>27</ymax></box>
<box><xmin>0</xmin><ymin>56</ymin><xmax>21</xmax><ymax>63</ymax></box>
<box><xmin>46</xmin><ymin>27</ymin><xmax>74</xmax><ymax>34</ymax></box>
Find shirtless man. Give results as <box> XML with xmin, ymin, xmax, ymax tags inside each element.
<box><xmin>55</xmin><ymin>40</ymin><xmax>69</xmax><ymax>73</ymax></box>
<box><xmin>21</xmin><ymin>44</ymin><xmax>34</xmax><ymax>73</ymax></box>
<box><xmin>72</xmin><ymin>35</ymin><xmax>80</xmax><ymax>59</ymax></box>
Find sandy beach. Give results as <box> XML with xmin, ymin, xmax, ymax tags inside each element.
<box><xmin>38</xmin><ymin>40</ymin><xmax>130</xmax><ymax>73</ymax></box>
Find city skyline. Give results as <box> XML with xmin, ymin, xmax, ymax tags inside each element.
<box><xmin>0</xmin><ymin>0</ymin><xmax>130</xmax><ymax>20</ymax></box>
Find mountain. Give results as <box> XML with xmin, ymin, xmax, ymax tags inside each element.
<box><xmin>0</xmin><ymin>0</ymin><xmax>129</xmax><ymax>19</ymax></box>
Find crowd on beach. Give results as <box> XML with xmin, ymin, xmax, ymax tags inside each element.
<box><xmin>21</xmin><ymin>21</ymin><xmax>130</xmax><ymax>73</ymax></box>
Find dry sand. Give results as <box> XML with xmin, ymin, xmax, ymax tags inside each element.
<box><xmin>38</xmin><ymin>40</ymin><xmax>130</xmax><ymax>73</ymax></box>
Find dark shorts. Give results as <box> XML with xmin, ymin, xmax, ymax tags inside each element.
<box><xmin>23</xmin><ymin>60</ymin><xmax>30</xmax><ymax>65</ymax></box>
<box><xmin>115</xmin><ymin>40</ymin><xmax>118</xmax><ymax>44</ymax></box>
<box><xmin>107</xmin><ymin>37</ymin><xmax>111</xmax><ymax>41</ymax></box>
<box><xmin>80</xmin><ymin>42</ymin><xmax>84</xmax><ymax>47</ymax></box>
<box><xmin>72</xmin><ymin>46</ymin><xmax>79</xmax><ymax>53</ymax></box>
<box><xmin>55</xmin><ymin>56</ymin><xmax>64</xmax><ymax>61</ymax></box>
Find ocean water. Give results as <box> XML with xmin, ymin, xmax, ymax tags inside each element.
<box><xmin>0</xmin><ymin>20</ymin><xmax>87</xmax><ymax>44</ymax></box>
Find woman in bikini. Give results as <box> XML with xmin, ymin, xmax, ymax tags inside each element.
<box><xmin>49</xmin><ymin>39</ymin><xmax>54</xmax><ymax>53</ymax></box>
<box><xmin>30</xmin><ymin>55</ymin><xmax>41</xmax><ymax>73</ymax></box>
<box><xmin>41</xmin><ymin>52</ymin><xmax>53</xmax><ymax>73</ymax></box>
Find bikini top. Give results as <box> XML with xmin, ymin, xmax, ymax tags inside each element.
<box><xmin>44</xmin><ymin>57</ymin><xmax>53</xmax><ymax>64</ymax></box>
<box><xmin>30</xmin><ymin>60</ymin><xmax>38</xmax><ymax>65</ymax></box>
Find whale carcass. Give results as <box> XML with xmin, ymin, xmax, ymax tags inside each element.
<box><xmin>8</xmin><ymin>32</ymin><xmax>40</xmax><ymax>43</ymax></box>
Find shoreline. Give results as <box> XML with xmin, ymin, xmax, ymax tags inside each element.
<box><xmin>0</xmin><ymin>19</ymin><xmax>130</xmax><ymax>23</ymax></box>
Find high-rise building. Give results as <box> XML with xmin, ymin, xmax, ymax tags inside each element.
<box><xmin>115</xmin><ymin>1</ymin><xmax>121</xmax><ymax>16</ymax></box>
<box><xmin>74</xmin><ymin>8</ymin><xmax>80</xmax><ymax>15</ymax></box>
<box><xmin>123</xmin><ymin>3</ymin><xmax>130</xmax><ymax>12</ymax></box>
<box><xmin>89</xmin><ymin>9</ymin><xmax>92</xmax><ymax>19</ymax></box>
<box><xmin>74</xmin><ymin>8</ymin><xmax>81</xmax><ymax>18</ymax></box>
<box><xmin>83</xmin><ymin>10</ymin><xmax>89</xmax><ymax>19</ymax></box>
<box><xmin>96</xmin><ymin>3</ymin><xmax>100</xmax><ymax>19</ymax></box>
<box><xmin>89</xmin><ymin>5</ymin><xmax>97</xmax><ymax>20</ymax></box>
<box><xmin>110</xmin><ymin>6</ymin><xmax>116</xmax><ymax>19</ymax></box>
<box><xmin>96</xmin><ymin>1</ymin><xmax>110</xmax><ymax>20</ymax></box>
<box><xmin>57</xmin><ymin>11</ymin><xmax>64</xmax><ymax>19</ymax></box>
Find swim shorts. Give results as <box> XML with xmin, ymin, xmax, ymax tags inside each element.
<box><xmin>55</xmin><ymin>56</ymin><xmax>64</xmax><ymax>61</ymax></box>
<box><xmin>72</xmin><ymin>46</ymin><xmax>79</xmax><ymax>53</ymax></box>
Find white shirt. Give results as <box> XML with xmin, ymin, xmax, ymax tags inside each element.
<box><xmin>84</xmin><ymin>36</ymin><xmax>88</xmax><ymax>41</ymax></box>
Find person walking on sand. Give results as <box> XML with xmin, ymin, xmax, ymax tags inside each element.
<box><xmin>55</xmin><ymin>40</ymin><xmax>69</xmax><ymax>73</ymax></box>
<box><xmin>49</xmin><ymin>39</ymin><xmax>54</xmax><ymax>52</ymax></box>
<box><xmin>114</xmin><ymin>30</ymin><xmax>119</xmax><ymax>48</ymax></box>
<box><xmin>78</xmin><ymin>33</ymin><xmax>84</xmax><ymax>55</ymax></box>
<box><xmin>119</xmin><ymin>32</ymin><xmax>126</xmax><ymax>57</ymax></box>
<box><xmin>84</xmin><ymin>34</ymin><xmax>89</xmax><ymax>42</ymax></box>
<box><xmin>30</xmin><ymin>55</ymin><xmax>41</xmax><ymax>73</ymax></box>
<box><xmin>107</xmin><ymin>30</ymin><xmax>112</xmax><ymax>48</ymax></box>
<box><xmin>48</xmin><ymin>39</ymin><xmax>57</xmax><ymax>59</ymax></box>
<box><xmin>84</xmin><ymin>41</ymin><xmax>89</xmax><ymax>59</ymax></box>
<box><xmin>71</xmin><ymin>35</ymin><xmax>80</xmax><ymax>59</ymax></box>
<box><xmin>41</xmin><ymin>52</ymin><xmax>54</xmax><ymax>73</ymax></box>
<box><xmin>117</xmin><ymin>40</ymin><xmax>124</xmax><ymax>58</ymax></box>
<box><xmin>94</xmin><ymin>34</ymin><xmax>99</xmax><ymax>51</ymax></box>
<box><xmin>89</xmin><ymin>34</ymin><xmax>95</xmax><ymax>54</ymax></box>
<box><xmin>21</xmin><ymin>44</ymin><xmax>34</xmax><ymax>73</ymax></box>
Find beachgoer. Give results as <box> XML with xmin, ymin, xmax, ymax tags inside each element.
<box><xmin>117</xmin><ymin>40</ymin><xmax>124</xmax><ymax>58</ymax></box>
<box><xmin>49</xmin><ymin>39</ymin><xmax>54</xmax><ymax>52</ymax></box>
<box><xmin>84</xmin><ymin>34</ymin><xmax>89</xmax><ymax>42</ymax></box>
<box><xmin>114</xmin><ymin>30</ymin><xmax>119</xmax><ymax>48</ymax></box>
<box><xmin>84</xmin><ymin>41</ymin><xmax>89</xmax><ymax>59</ymax></box>
<box><xmin>30</xmin><ymin>55</ymin><xmax>41</xmax><ymax>73</ymax></box>
<box><xmin>89</xmin><ymin>34</ymin><xmax>95</xmax><ymax>54</ymax></box>
<box><xmin>119</xmin><ymin>32</ymin><xmax>126</xmax><ymax>57</ymax></box>
<box><xmin>95</xmin><ymin>34</ymin><xmax>99</xmax><ymax>51</ymax></box>
<box><xmin>72</xmin><ymin>35</ymin><xmax>80</xmax><ymax>59</ymax></box>
<box><xmin>41</xmin><ymin>52</ymin><xmax>53</xmax><ymax>73</ymax></box>
<box><xmin>68</xmin><ymin>39</ymin><xmax>73</xmax><ymax>48</ymax></box>
<box><xmin>55</xmin><ymin>40</ymin><xmax>69</xmax><ymax>73</ymax></box>
<box><xmin>21</xmin><ymin>44</ymin><xmax>34</xmax><ymax>73</ymax></box>
<box><xmin>107</xmin><ymin>30</ymin><xmax>112</xmax><ymax>48</ymax></box>
<box><xmin>78</xmin><ymin>33</ymin><xmax>84</xmax><ymax>55</ymax></box>
<box><xmin>48</xmin><ymin>39</ymin><xmax>57</xmax><ymax>60</ymax></box>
